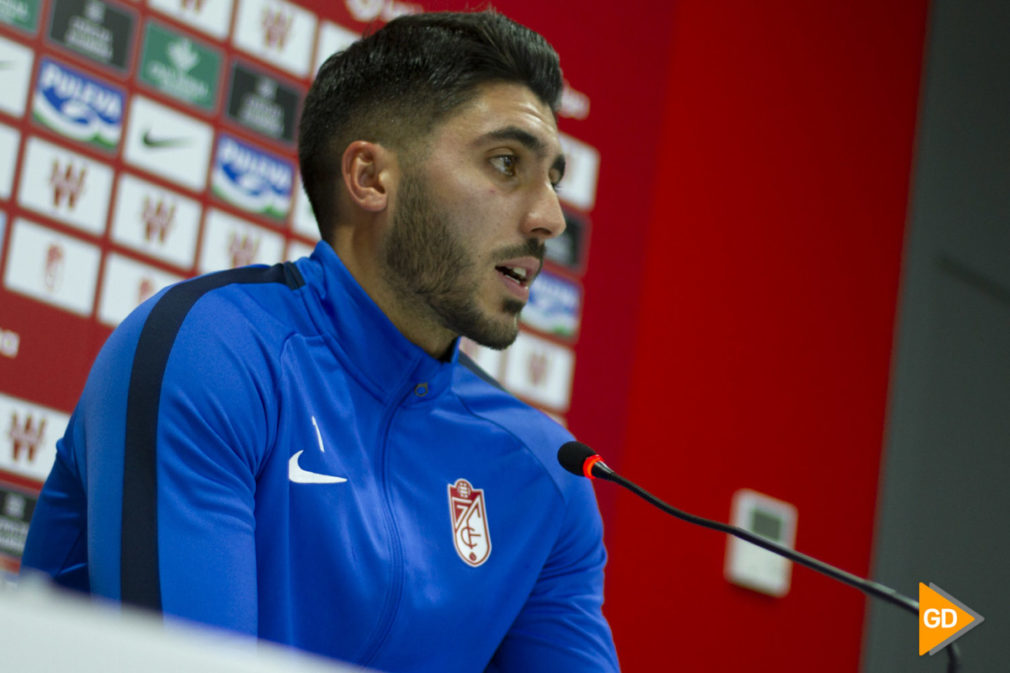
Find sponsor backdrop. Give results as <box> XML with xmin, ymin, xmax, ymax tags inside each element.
<box><xmin>0</xmin><ymin>1</ymin><xmax>932</xmax><ymax>672</ymax></box>
<box><xmin>0</xmin><ymin>0</ymin><xmax>601</xmax><ymax>575</ymax></box>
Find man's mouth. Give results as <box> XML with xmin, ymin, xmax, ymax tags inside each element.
<box><xmin>492</xmin><ymin>242</ymin><xmax>544</xmax><ymax>297</ymax></box>
<box><xmin>495</xmin><ymin>265</ymin><xmax>531</xmax><ymax>285</ymax></box>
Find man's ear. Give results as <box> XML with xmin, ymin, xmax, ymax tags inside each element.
<box><xmin>341</xmin><ymin>141</ymin><xmax>394</xmax><ymax>213</ymax></box>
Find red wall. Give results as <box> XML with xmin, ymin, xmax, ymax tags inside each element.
<box><xmin>598</xmin><ymin>2</ymin><xmax>928</xmax><ymax>670</ymax></box>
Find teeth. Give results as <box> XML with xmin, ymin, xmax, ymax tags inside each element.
<box><xmin>497</xmin><ymin>265</ymin><xmax>530</xmax><ymax>284</ymax></box>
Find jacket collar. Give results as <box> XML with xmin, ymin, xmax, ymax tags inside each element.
<box><xmin>300</xmin><ymin>241</ymin><xmax>460</xmax><ymax>403</ymax></box>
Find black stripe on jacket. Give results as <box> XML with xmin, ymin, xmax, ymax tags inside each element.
<box><xmin>120</xmin><ymin>262</ymin><xmax>304</xmax><ymax>611</ymax></box>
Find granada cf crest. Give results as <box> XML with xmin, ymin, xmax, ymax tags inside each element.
<box><xmin>448</xmin><ymin>478</ymin><xmax>491</xmax><ymax>567</ymax></box>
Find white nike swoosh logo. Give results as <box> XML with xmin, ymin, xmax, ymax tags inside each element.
<box><xmin>289</xmin><ymin>450</ymin><xmax>348</xmax><ymax>484</ymax></box>
<box><xmin>289</xmin><ymin>416</ymin><xmax>348</xmax><ymax>484</ymax></box>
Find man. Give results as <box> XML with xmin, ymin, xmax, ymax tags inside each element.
<box><xmin>22</xmin><ymin>11</ymin><xmax>618</xmax><ymax>672</ymax></box>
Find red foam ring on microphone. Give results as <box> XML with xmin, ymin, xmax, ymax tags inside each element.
<box><xmin>583</xmin><ymin>455</ymin><xmax>603</xmax><ymax>480</ymax></box>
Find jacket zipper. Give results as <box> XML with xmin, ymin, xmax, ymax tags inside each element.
<box><xmin>358</xmin><ymin>386</ymin><xmax>409</xmax><ymax>666</ymax></box>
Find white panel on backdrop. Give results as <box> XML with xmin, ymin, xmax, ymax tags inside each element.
<box><xmin>148</xmin><ymin>0</ymin><xmax>236</xmax><ymax>40</ymax></box>
<box><xmin>198</xmin><ymin>208</ymin><xmax>284</xmax><ymax>273</ymax></box>
<box><xmin>459</xmin><ymin>337</ymin><xmax>505</xmax><ymax>382</ymax></box>
<box><xmin>285</xmin><ymin>239</ymin><xmax>314</xmax><ymax>262</ymax></box>
<box><xmin>0</xmin><ymin>392</ymin><xmax>69</xmax><ymax>483</ymax></box>
<box><xmin>110</xmin><ymin>172</ymin><xmax>202</xmax><ymax>270</ymax></box>
<box><xmin>18</xmin><ymin>137</ymin><xmax>114</xmax><ymax>235</ymax></box>
<box><xmin>502</xmin><ymin>332</ymin><xmax>575</xmax><ymax>411</ymax></box>
<box><xmin>291</xmin><ymin>175</ymin><xmax>318</xmax><ymax>240</ymax></box>
<box><xmin>123</xmin><ymin>96</ymin><xmax>213</xmax><ymax>193</ymax></box>
<box><xmin>0</xmin><ymin>214</ymin><xmax>6</xmax><ymax>293</ymax></box>
<box><xmin>557</xmin><ymin>133</ymin><xmax>600</xmax><ymax>212</ymax></box>
<box><xmin>4</xmin><ymin>219</ymin><xmax>102</xmax><ymax>317</ymax></box>
<box><xmin>233</xmin><ymin>0</ymin><xmax>316</xmax><ymax>78</ymax></box>
<box><xmin>97</xmin><ymin>253</ymin><xmax>184</xmax><ymax>327</ymax></box>
<box><xmin>314</xmin><ymin>20</ymin><xmax>358</xmax><ymax>74</ymax></box>
<box><xmin>0</xmin><ymin>36</ymin><xmax>33</xmax><ymax>118</ymax></box>
<box><xmin>0</xmin><ymin>124</ymin><xmax>20</xmax><ymax>200</ymax></box>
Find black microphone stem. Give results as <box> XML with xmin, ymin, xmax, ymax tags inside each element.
<box><xmin>599</xmin><ymin>469</ymin><xmax>961</xmax><ymax>673</ymax></box>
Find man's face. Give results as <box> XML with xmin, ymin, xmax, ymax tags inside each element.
<box><xmin>380</xmin><ymin>82</ymin><xmax>566</xmax><ymax>351</ymax></box>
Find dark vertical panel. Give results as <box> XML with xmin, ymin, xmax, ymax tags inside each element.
<box><xmin>865</xmin><ymin>0</ymin><xmax>1010</xmax><ymax>670</ymax></box>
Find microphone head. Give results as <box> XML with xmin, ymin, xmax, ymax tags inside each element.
<box><xmin>557</xmin><ymin>441</ymin><xmax>597</xmax><ymax>476</ymax></box>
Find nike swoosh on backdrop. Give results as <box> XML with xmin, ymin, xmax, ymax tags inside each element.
<box><xmin>141</xmin><ymin>129</ymin><xmax>192</xmax><ymax>148</ymax></box>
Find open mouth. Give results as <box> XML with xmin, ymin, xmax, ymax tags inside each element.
<box><xmin>495</xmin><ymin>265</ymin><xmax>530</xmax><ymax>286</ymax></box>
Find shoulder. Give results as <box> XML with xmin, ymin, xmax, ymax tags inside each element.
<box><xmin>89</xmin><ymin>262</ymin><xmax>310</xmax><ymax>423</ymax></box>
<box><xmin>131</xmin><ymin>262</ymin><xmax>306</xmax><ymax>353</ymax></box>
<box><xmin>452</xmin><ymin>351</ymin><xmax>582</xmax><ymax>502</ymax></box>
<box><xmin>145</xmin><ymin>262</ymin><xmax>306</xmax><ymax>337</ymax></box>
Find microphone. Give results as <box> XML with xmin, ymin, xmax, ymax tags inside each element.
<box><xmin>557</xmin><ymin>441</ymin><xmax>616</xmax><ymax>480</ymax></box>
<box><xmin>557</xmin><ymin>441</ymin><xmax>962</xmax><ymax>673</ymax></box>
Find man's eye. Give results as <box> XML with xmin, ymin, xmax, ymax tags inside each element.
<box><xmin>491</xmin><ymin>154</ymin><xmax>518</xmax><ymax>177</ymax></box>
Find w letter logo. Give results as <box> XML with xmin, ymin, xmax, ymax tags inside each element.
<box><xmin>142</xmin><ymin>196</ymin><xmax>176</xmax><ymax>244</ymax></box>
<box><xmin>261</xmin><ymin>7</ymin><xmax>292</xmax><ymax>49</ymax></box>
<box><xmin>49</xmin><ymin>161</ymin><xmax>87</xmax><ymax>209</ymax></box>
<box><xmin>8</xmin><ymin>413</ymin><xmax>46</xmax><ymax>463</ymax></box>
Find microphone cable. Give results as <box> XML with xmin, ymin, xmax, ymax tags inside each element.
<box><xmin>558</xmin><ymin>441</ymin><xmax>961</xmax><ymax>673</ymax></box>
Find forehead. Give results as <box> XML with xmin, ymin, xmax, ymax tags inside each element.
<box><xmin>431</xmin><ymin>82</ymin><xmax>561</xmax><ymax>154</ymax></box>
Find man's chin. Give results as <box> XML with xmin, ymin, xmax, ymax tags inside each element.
<box><xmin>502</xmin><ymin>298</ymin><xmax>525</xmax><ymax>316</ymax></box>
<box><xmin>462</xmin><ymin>314</ymin><xmax>520</xmax><ymax>351</ymax></box>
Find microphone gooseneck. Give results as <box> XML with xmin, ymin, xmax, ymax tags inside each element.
<box><xmin>556</xmin><ymin>441</ymin><xmax>962</xmax><ymax>673</ymax></box>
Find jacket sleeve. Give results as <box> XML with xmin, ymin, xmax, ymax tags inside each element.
<box><xmin>487</xmin><ymin>477</ymin><xmax>620</xmax><ymax>672</ymax></box>
<box><xmin>133</xmin><ymin>300</ymin><xmax>277</xmax><ymax>633</ymax></box>
<box><xmin>25</xmin><ymin>290</ymin><xmax>275</xmax><ymax>635</ymax></box>
<box><xmin>20</xmin><ymin>410</ymin><xmax>90</xmax><ymax>592</ymax></box>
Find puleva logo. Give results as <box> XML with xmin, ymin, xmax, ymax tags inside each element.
<box><xmin>33</xmin><ymin>58</ymin><xmax>124</xmax><ymax>150</ymax></box>
<box><xmin>522</xmin><ymin>270</ymin><xmax>582</xmax><ymax>340</ymax></box>
<box><xmin>448</xmin><ymin>478</ymin><xmax>491</xmax><ymax>567</ymax></box>
<box><xmin>919</xmin><ymin>583</ymin><xmax>984</xmax><ymax>655</ymax></box>
<box><xmin>211</xmin><ymin>133</ymin><xmax>293</xmax><ymax>220</ymax></box>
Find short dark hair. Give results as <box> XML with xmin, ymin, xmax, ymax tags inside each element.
<box><xmin>297</xmin><ymin>10</ymin><xmax>563</xmax><ymax>241</ymax></box>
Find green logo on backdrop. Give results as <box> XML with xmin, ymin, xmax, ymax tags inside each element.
<box><xmin>0</xmin><ymin>0</ymin><xmax>41</xmax><ymax>32</ymax></box>
<box><xmin>139</xmin><ymin>21</ymin><xmax>221</xmax><ymax>110</ymax></box>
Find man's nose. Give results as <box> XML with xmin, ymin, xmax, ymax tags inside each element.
<box><xmin>521</xmin><ymin>182</ymin><xmax>567</xmax><ymax>240</ymax></box>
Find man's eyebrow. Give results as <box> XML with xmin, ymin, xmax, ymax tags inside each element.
<box><xmin>480</xmin><ymin>126</ymin><xmax>567</xmax><ymax>180</ymax></box>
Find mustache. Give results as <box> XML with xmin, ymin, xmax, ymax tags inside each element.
<box><xmin>494</xmin><ymin>239</ymin><xmax>546</xmax><ymax>266</ymax></box>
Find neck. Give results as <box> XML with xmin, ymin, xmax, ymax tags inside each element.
<box><xmin>328</xmin><ymin>233</ymin><xmax>457</xmax><ymax>360</ymax></box>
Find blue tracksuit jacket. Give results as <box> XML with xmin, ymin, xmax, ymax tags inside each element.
<box><xmin>21</xmin><ymin>241</ymin><xmax>618</xmax><ymax>672</ymax></box>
